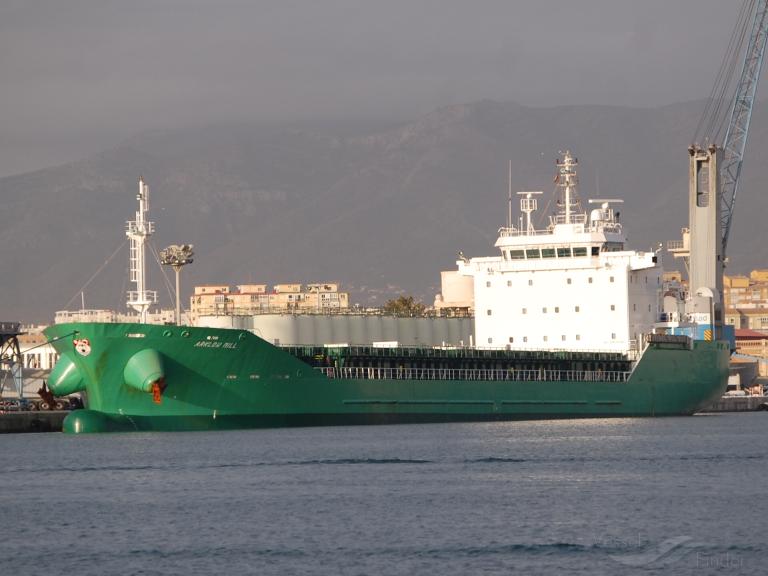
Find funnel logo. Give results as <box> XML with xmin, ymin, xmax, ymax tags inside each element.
<box><xmin>73</xmin><ymin>338</ymin><xmax>92</xmax><ymax>357</ymax></box>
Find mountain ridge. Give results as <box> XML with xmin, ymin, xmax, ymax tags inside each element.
<box><xmin>3</xmin><ymin>98</ymin><xmax>768</xmax><ymax>323</ymax></box>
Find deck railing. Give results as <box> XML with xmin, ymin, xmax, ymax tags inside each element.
<box><xmin>666</xmin><ymin>240</ymin><xmax>685</xmax><ymax>251</ymax></box>
<box><xmin>314</xmin><ymin>366</ymin><xmax>631</xmax><ymax>383</ymax></box>
<box><xmin>291</xmin><ymin>345</ymin><xmax>637</xmax><ymax>362</ymax></box>
<box><xmin>193</xmin><ymin>305</ymin><xmax>472</xmax><ymax>318</ymax></box>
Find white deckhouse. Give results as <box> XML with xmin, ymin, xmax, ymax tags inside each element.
<box><xmin>451</xmin><ymin>151</ymin><xmax>661</xmax><ymax>352</ymax></box>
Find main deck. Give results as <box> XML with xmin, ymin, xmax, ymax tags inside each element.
<box><xmin>283</xmin><ymin>343</ymin><xmax>641</xmax><ymax>383</ymax></box>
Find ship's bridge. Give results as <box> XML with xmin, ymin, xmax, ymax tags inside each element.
<box><xmin>494</xmin><ymin>154</ymin><xmax>626</xmax><ymax>260</ymax></box>
<box><xmin>494</xmin><ymin>198</ymin><xmax>626</xmax><ymax>261</ymax></box>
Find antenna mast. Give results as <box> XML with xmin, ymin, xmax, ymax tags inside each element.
<box><xmin>556</xmin><ymin>151</ymin><xmax>581</xmax><ymax>224</ymax></box>
<box><xmin>507</xmin><ymin>160</ymin><xmax>513</xmax><ymax>228</ymax></box>
<box><xmin>517</xmin><ymin>191</ymin><xmax>543</xmax><ymax>234</ymax></box>
<box><xmin>126</xmin><ymin>176</ymin><xmax>157</xmax><ymax>322</ymax></box>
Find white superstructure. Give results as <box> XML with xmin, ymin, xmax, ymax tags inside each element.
<box><xmin>450</xmin><ymin>151</ymin><xmax>662</xmax><ymax>352</ymax></box>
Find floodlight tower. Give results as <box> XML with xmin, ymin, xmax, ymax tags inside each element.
<box><xmin>160</xmin><ymin>244</ymin><xmax>194</xmax><ymax>325</ymax></box>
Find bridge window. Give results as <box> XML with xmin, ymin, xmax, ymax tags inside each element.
<box><xmin>541</xmin><ymin>248</ymin><xmax>556</xmax><ymax>258</ymax></box>
<box><xmin>557</xmin><ymin>247</ymin><xmax>571</xmax><ymax>258</ymax></box>
<box><xmin>509</xmin><ymin>250</ymin><xmax>525</xmax><ymax>260</ymax></box>
<box><xmin>526</xmin><ymin>249</ymin><xmax>541</xmax><ymax>259</ymax></box>
<box><xmin>573</xmin><ymin>247</ymin><xmax>587</xmax><ymax>257</ymax></box>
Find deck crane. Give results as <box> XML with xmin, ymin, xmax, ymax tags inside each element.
<box><xmin>669</xmin><ymin>0</ymin><xmax>768</xmax><ymax>335</ymax></box>
<box><xmin>719</xmin><ymin>0</ymin><xmax>768</xmax><ymax>260</ymax></box>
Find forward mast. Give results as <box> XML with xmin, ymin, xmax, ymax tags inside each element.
<box><xmin>126</xmin><ymin>177</ymin><xmax>157</xmax><ymax>322</ymax></box>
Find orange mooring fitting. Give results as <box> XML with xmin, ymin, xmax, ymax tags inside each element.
<box><xmin>152</xmin><ymin>379</ymin><xmax>165</xmax><ymax>404</ymax></box>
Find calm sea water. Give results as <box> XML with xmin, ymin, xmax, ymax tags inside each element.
<box><xmin>1</xmin><ymin>413</ymin><xmax>766</xmax><ymax>575</ymax></box>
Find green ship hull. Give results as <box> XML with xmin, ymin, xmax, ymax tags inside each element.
<box><xmin>44</xmin><ymin>322</ymin><xmax>730</xmax><ymax>433</ymax></box>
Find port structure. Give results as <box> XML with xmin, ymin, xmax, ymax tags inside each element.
<box><xmin>159</xmin><ymin>244</ymin><xmax>195</xmax><ymax>325</ymax></box>
<box><xmin>687</xmin><ymin>145</ymin><xmax>724</xmax><ymax>328</ymax></box>
<box><xmin>126</xmin><ymin>176</ymin><xmax>157</xmax><ymax>322</ymax></box>
<box><xmin>670</xmin><ymin>1</ymin><xmax>768</xmax><ymax>335</ymax></box>
<box><xmin>0</xmin><ymin>322</ymin><xmax>24</xmax><ymax>399</ymax></box>
<box><xmin>720</xmin><ymin>0</ymin><xmax>768</xmax><ymax>257</ymax></box>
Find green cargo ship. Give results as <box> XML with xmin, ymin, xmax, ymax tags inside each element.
<box><xmin>44</xmin><ymin>322</ymin><xmax>729</xmax><ymax>433</ymax></box>
<box><xmin>43</xmin><ymin>154</ymin><xmax>730</xmax><ymax>433</ymax></box>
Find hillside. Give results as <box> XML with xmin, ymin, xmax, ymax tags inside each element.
<box><xmin>3</xmin><ymin>99</ymin><xmax>768</xmax><ymax>322</ymax></box>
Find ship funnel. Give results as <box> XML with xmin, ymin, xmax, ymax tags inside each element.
<box><xmin>123</xmin><ymin>349</ymin><xmax>165</xmax><ymax>393</ymax></box>
<box><xmin>48</xmin><ymin>355</ymin><xmax>86</xmax><ymax>396</ymax></box>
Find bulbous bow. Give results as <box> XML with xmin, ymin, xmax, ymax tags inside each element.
<box><xmin>47</xmin><ymin>354</ymin><xmax>86</xmax><ymax>396</ymax></box>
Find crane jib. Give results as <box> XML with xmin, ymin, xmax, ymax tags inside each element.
<box><xmin>720</xmin><ymin>0</ymin><xmax>768</xmax><ymax>257</ymax></box>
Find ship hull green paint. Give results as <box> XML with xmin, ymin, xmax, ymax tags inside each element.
<box><xmin>45</xmin><ymin>323</ymin><xmax>730</xmax><ymax>433</ymax></box>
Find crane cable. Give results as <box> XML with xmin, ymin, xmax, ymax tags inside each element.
<box><xmin>59</xmin><ymin>240</ymin><xmax>127</xmax><ymax>311</ymax></box>
<box><xmin>148</xmin><ymin>242</ymin><xmax>177</xmax><ymax>306</ymax></box>
<box><xmin>693</xmin><ymin>0</ymin><xmax>755</xmax><ymax>145</ymax></box>
<box><xmin>710</xmin><ymin>0</ymin><xmax>756</xmax><ymax>142</ymax></box>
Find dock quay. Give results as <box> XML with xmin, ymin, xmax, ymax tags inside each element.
<box><xmin>0</xmin><ymin>411</ymin><xmax>67</xmax><ymax>433</ymax></box>
<box><xmin>702</xmin><ymin>396</ymin><xmax>768</xmax><ymax>413</ymax></box>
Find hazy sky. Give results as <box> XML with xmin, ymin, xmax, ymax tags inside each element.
<box><xmin>0</xmin><ymin>0</ymin><xmax>738</xmax><ymax>177</ymax></box>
